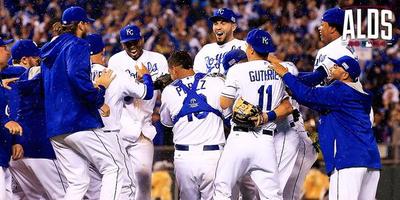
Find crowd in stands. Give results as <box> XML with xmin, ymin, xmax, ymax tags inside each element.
<box><xmin>1</xmin><ymin>0</ymin><xmax>399</xmax><ymax>159</ymax></box>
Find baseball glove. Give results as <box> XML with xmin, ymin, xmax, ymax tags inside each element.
<box><xmin>232</xmin><ymin>97</ymin><xmax>264</xmax><ymax>128</ymax></box>
<box><xmin>154</xmin><ymin>74</ymin><xmax>173</xmax><ymax>91</ymax></box>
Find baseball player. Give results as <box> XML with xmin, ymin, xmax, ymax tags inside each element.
<box><xmin>270</xmin><ymin>56</ymin><xmax>381</xmax><ymax>200</ymax></box>
<box><xmin>41</xmin><ymin>6</ymin><xmax>126</xmax><ymax>200</ymax></box>
<box><xmin>86</xmin><ymin>33</ymin><xmax>154</xmax><ymax>200</ymax></box>
<box><xmin>6</xmin><ymin>39</ymin><xmax>68</xmax><ymax>200</ymax></box>
<box><xmin>108</xmin><ymin>24</ymin><xmax>168</xmax><ymax>200</ymax></box>
<box><xmin>160</xmin><ymin>51</ymin><xmax>229</xmax><ymax>200</ymax></box>
<box><xmin>213</xmin><ymin>29</ymin><xmax>291</xmax><ymax>200</ymax></box>
<box><xmin>0</xmin><ymin>37</ymin><xmax>23</xmax><ymax>200</ymax></box>
<box><xmin>193</xmin><ymin>8</ymin><xmax>246</xmax><ymax>74</ymax></box>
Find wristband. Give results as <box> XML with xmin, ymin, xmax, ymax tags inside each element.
<box><xmin>267</xmin><ymin>111</ymin><xmax>277</xmax><ymax>121</ymax></box>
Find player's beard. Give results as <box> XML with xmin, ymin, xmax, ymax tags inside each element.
<box><xmin>215</xmin><ymin>31</ymin><xmax>228</xmax><ymax>45</ymax></box>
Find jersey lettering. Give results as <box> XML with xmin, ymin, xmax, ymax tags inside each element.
<box><xmin>175</xmin><ymin>80</ymin><xmax>207</xmax><ymax>96</ymax></box>
<box><xmin>249</xmin><ymin>69</ymin><xmax>279</xmax><ymax>82</ymax></box>
<box><xmin>204</xmin><ymin>46</ymin><xmax>242</xmax><ymax>72</ymax></box>
<box><xmin>91</xmin><ymin>70</ymin><xmax>102</xmax><ymax>82</ymax></box>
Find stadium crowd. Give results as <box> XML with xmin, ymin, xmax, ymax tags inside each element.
<box><xmin>0</xmin><ymin>0</ymin><xmax>399</xmax><ymax>159</ymax></box>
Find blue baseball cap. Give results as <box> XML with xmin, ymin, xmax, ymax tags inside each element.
<box><xmin>120</xmin><ymin>25</ymin><xmax>142</xmax><ymax>43</ymax></box>
<box><xmin>62</xmin><ymin>6</ymin><xmax>95</xmax><ymax>25</ymax></box>
<box><xmin>85</xmin><ymin>34</ymin><xmax>105</xmax><ymax>55</ymax></box>
<box><xmin>222</xmin><ymin>49</ymin><xmax>247</xmax><ymax>72</ymax></box>
<box><xmin>322</xmin><ymin>7</ymin><xmax>345</xmax><ymax>27</ymax></box>
<box><xmin>209</xmin><ymin>8</ymin><xmax>237</xmax><ymax>23</ymax></box>
<box><xmin>328</xmin><ymin>56</ymin><xmax>360</xmax><ymax>82</ymax></box>
<box><xmin>0</xmin><ymin>37</ymin><xmax>13</xmax><ymax>46</ymax></box>
<box><xmin>11</xmin><ymin>39</ymin><xmax>40</xmax><ymax>60</ymax></box>
<box><xmin>246</xmin><ymin>29</ymin><xmax>276</xmax><ymax>54</ymax></box>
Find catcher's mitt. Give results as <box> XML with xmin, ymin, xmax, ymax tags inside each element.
<box><xmin>232</xmin><ymin>97</ymin><xmax>264</xmax><ymax>128</ymax></box>
<box><xmin>154</xmin><ymin>74</ymin><xmax>173</xmax><ymax>91</ymax></box>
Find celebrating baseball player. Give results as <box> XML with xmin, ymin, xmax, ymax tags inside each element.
<box><xmin>6</xmin><ymin>39</ymin><xmax>68</xmax><ymax>199</ymax></box>
<box><xmin>0</xmin><ymin>37</ymin><xmax>23</xmax><ymax>200</ymax></box>
<box><xmin>194</xmin><ymin>8</ymin><xmax>246</xmax><ymax>74</ymax></box>
<box><xmin>160</xmin><ymin>51</ymin><xmax>230</xmax><ymax>199</ymax></box>
<box><xmin>86</xmin><ymin>33</ymin><xmax>155</xmax><ymax>200</ymax></box>
<box><xmin>41</xmin><ymin>6</ymin><xmax>126</xmax><ymax>200</ymax></box>
<box><xmin>213</xmin><ymin>29</ymin><xmax>292</xmax><ymax>200</ymax></box>
<box><xmin>108</xmin><ymin>24</ymin><xmax>168</xmax><ymax>200</ymax></box>
<box><xmin>270</xmin><ymin>55</ymin><xmax>381</xmax><ymax>200</ymax></box>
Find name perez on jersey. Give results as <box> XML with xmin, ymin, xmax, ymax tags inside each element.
<box><xmin>204</xmin><ymin>45</ymin><xmax>242</xmax><ymax>72</ymax></box>
<box><xmin>175</xmin><ymin>79</ymin><xmax>207</xmax><ymax>96</ymax></box>
<box><xmin>249</xmin><ymin>69</ymin><xmax>280</xmax><ymax>82</ymax></box>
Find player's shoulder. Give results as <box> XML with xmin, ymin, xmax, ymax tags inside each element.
<box><xmin>198</xmin><ymin>43</ymin><xmax>218</xmax><ymax>53</ymax></box>
<box><xmin>143</xmin><ymin>50</ymin><xmax>167</xmax><ymax>61</ymax></box>
<box><xmin>204</xmin><ymin>73</ymin><xmax>225</xmax><ymax>83</ymax></box>
<box><xmin>109</xmin><ymin>50</ymin><xmax>128</xmax><ymax>61</ymax></box>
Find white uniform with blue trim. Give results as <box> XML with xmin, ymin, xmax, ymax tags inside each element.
<box><xmin>108</xmin><ymin>50</ymin><xmax>168</xmax><ymax>200</ymax></box>
<box><xmin>160</xmin><ymin>73</ymin><xmax>229</xmax><ymax>200</ymax></box>
<box><xmin>194</xmin><ymin>39</ymin><xmax>246</xmax><ymax>74</ymax></box>
<box><xmin>214</xmin><ymin>60</ymin><xmax>286</xmax><ymax>200</ymax></box>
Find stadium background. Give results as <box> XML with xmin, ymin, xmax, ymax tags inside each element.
<box><xmin>1</xmin><ymin>0</ymin><xmax>400</xmax><ymax>199</ymax></box>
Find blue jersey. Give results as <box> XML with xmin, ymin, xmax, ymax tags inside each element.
<box><xmin>0</xmin><ymin>84</ymin><xmax>12</xmax><ymax>167</ymax></box>
<box><xmin>282</xmin><ymin>73</ymin><xmax>381</xmax><ymax>174</ymax></box>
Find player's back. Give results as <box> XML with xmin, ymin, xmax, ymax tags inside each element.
<box><xmin>160</xmin><ymin>75</ymin><xmax>227</xmax><ymax>146</ymax></box>
<box><xmin>223</xmin><ymin>60</ymin><xmax>287</xmax><ymax>130</ymax></box>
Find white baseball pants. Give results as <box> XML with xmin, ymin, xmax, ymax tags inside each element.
<box><xmin>0</xmin><ymin>166</ymin><xmax>6</xmax><ymax>200</ymax></box>
<box><xmin>10</xmin><ymin>158</ymin><xmax>67</xmax><ymax>199</ymax></box>
<box><xmin>51</xmin><ymin>129</ymin><xmax>125</xmax><ymax>200</ymax></box>
<box><xmin>213</xmin><ymin>131</ymin><xmax>282</xmax><ymax>200</ymax></box>
<box><xmin>174</xmin><ymin>147</ymin><xmax>222</xmax><ymax>200</ymax></box>
<box><xmin>124</xmin><ymin>134</ymin><xmax>154</xmax><ymax>200</ymax></box>
<box><xmin>329</xmin><ymin>167</ymin><xmax>380</xmax><ymax>200</ymax></box>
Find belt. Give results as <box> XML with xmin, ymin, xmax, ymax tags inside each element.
<box><xmin>103</xmin><ymin>129</ymin><xmax>120</xmax><ymax>133</ymax></box>
<box><xmin>232</xmin><ymin>126</ymin><xmax>275</xmax><ymax>136</ymax></box>
<box><xmin>174</xmin><ymin>144</ymin><xmax>221</xmax><ymax>151</ymax></box>
<box><xmin>292</xmin><ymin>109</ymin><xmax>300</xmax><ymax>122</ymax></box>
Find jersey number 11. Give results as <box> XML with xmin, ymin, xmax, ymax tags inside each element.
<box><xmin>258</xmin><ymin>85</ymin><xmax>272</xmax><ymax>111</ymax></box>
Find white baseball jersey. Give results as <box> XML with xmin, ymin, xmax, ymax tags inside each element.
<box><xmin>108</xmin><ymin>50</ymin><xmax>168</xmax><ymax>141</ymax></box>
<box><xmin>314</xmin><ymin>37</ymin><xmax>357</xmax><ymax>79</ymax></box>
<box><xmin>91</xmin><ymin>63</ymin><xmax>147</xmax><ymax>131</ymax></box>
<box><xmin>222</xmin><ymin>60</ymin><xmax>287</xmax><ymax>131</ymax></box>
<box><xmin>160</xmin><ymin>74</ymin><xmax>229</xmax><ymax>145</ymax></box>
<box><xmin>194</xmin><ymin>39</ymin><xmax>246</xmax><ymax>74</ymax></box>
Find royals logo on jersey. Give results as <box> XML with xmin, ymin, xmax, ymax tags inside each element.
<box><xmin>194</xmin><ymin>39</ymin><xmax>246</xmax><ymax>74</ymax></box>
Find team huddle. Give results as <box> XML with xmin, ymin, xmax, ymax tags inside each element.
<box><xmin>0</xmin><ymin>5</ymin><xmax>381</xmax><ymax>200</ymax></box>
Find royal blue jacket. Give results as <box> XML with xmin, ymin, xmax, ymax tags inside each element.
<box><xmin>0</xmin><ymin>85</ymin><xmax>12</xmax><ymax>167</ymax></box>
<box><xmin>282</xmin><ymin>73</ymin><xmax>381</xmax><ymax>174</ymax></box>
<box><xmin>41</xmin><ymin>33</ymin><xmax>105</xmax><ymax>138</ymax></box>
<box><xmin>12</xmin><ymin>69</ymin><xmax>55</xmax><ymax>159</ymax></box>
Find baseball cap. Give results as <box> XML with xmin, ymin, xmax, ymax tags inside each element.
<box><xmin>222</xmin><ymin>49</ymin><xmax>247</xmax><ymax>72</ymax></box>
<box><xmin>246</xmin><ymin>29</ymin><xmax>276</xmax><ymax>54</ymax></box>
<box><xmin>85</xmin><ymin>34</ymin><xmax>105</xmax><ymax>55</ymax></box>
<box><xmin>322</xmin><ymin>7</ymin><xmax>345</xmax><ymax>27</ymax></box>
<box><xmin>0</xmin><ymin>37</ymin><xmax>13</xmax><ymax>46</ymax></box>
<box><xmin>209</xmin><ymin>8</ymin><xmax>237</xmax><ymax>23</ymax></box>
<box><xmin>119</xmin><ymin>25</ymin><xmax>142</xmax><ymax>43</ymax></box>
<box><xmin>62</xmin><ymin>6</ymin><xmax>95</xmax><ymax>25</ymax></box>
<box><xmin>328</xmin><ymin>56</ymin><xmax>360</xmax><ymax>82</ymax></box>
<box><xmin>11</xmin><ymin>39</ymin><xmax>40</xmax><ymax>60</ymax></box>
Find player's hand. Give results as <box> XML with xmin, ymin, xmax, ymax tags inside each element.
<box><xmin>250</xmin><ymin>112</ymin><xmax>268</xmax><ymax>127</ymax></box>
<box><xmin>100</xmin><ymin>104</ymin><xmax>110</xmax><ymax>117</ymax></box>
<box><xmin>2</xmin><ymin>78</ymin><xmax>19</xmax><ymax>90</ymax></box>
<box><xmin>12</xmin><ymin>144</ymin><xmax>24</xmax><ymax>160</ymax></box>
<box><xmin>267</xmin><ymin>54</ymin><xmax>283</xmax><ymax>64</ymax></box>
<box><xmin>270</xmin><ymin>62</ymin><xmax>289</xmax><ymax>77</ymax></box>
<box><xmin>95</xmin><ymin>69</ymin><xmax>116</xmax><ymax>89</ymax></box>
<box><xmin>135</xmin><ymin>63</ymin><xmax>149</xmax><ymax>80</ymax></box>
<box><xmin>5</xmin><ymin>121</ymin><xmax>23</xmax><ymax>135</ymax></box>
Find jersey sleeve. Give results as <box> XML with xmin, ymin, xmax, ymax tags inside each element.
<box><xmin>221</xmin><ymin>68</ymin><xmax>238</xmax><ymax>99</ymax></box>
<box><xmin>160</xmin><ymin>87</ymin><xmax>174</xmax><ymax>127</ymax></box>
<box><xmin>119</xmin><ymin>72</ymin><xmax>147</xmax><ymax>99</ymax></box>
<box><xmin>158</xmin><ymin>55</ymin><xmax>169</xmax><ymax>76</ymax></box>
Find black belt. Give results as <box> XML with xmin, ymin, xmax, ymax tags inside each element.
<box><xmin>103</xmin><ymin>129</ymin><xmax>120</xmax><ymax>133</ymax></box>
<box><xmin>232</xmin><ymin>126</ymin><xmax>275</xmax><ymax>136</ymax></box>
<box><xmin>174</xmin><ymin>144</ymin><xmax>221</xmax><ymax>151</ymax></box>
<box><xmin>292</xmin><ymin>109</ymin><xmax>300</xmax><ymax>122</ymax></box>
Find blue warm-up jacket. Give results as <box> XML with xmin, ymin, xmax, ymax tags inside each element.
<box><xmin>41</xmin><ymin>33</ymin><xmax>105</xmax><ymax>138</ymax></box>
<box><xmin>0</xmin><ymin>85</ymin><xmax>12</xmax><ymax>167</ymax></box>
<box><xmin>282</xmin><ymin>73</ymin><xmax>381</xmax><ymax>174</ymax></box>
<box><xmin>12</xmin><ymin>68</ymin><xmax>56</xmax><ymax>159</ymax></box>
